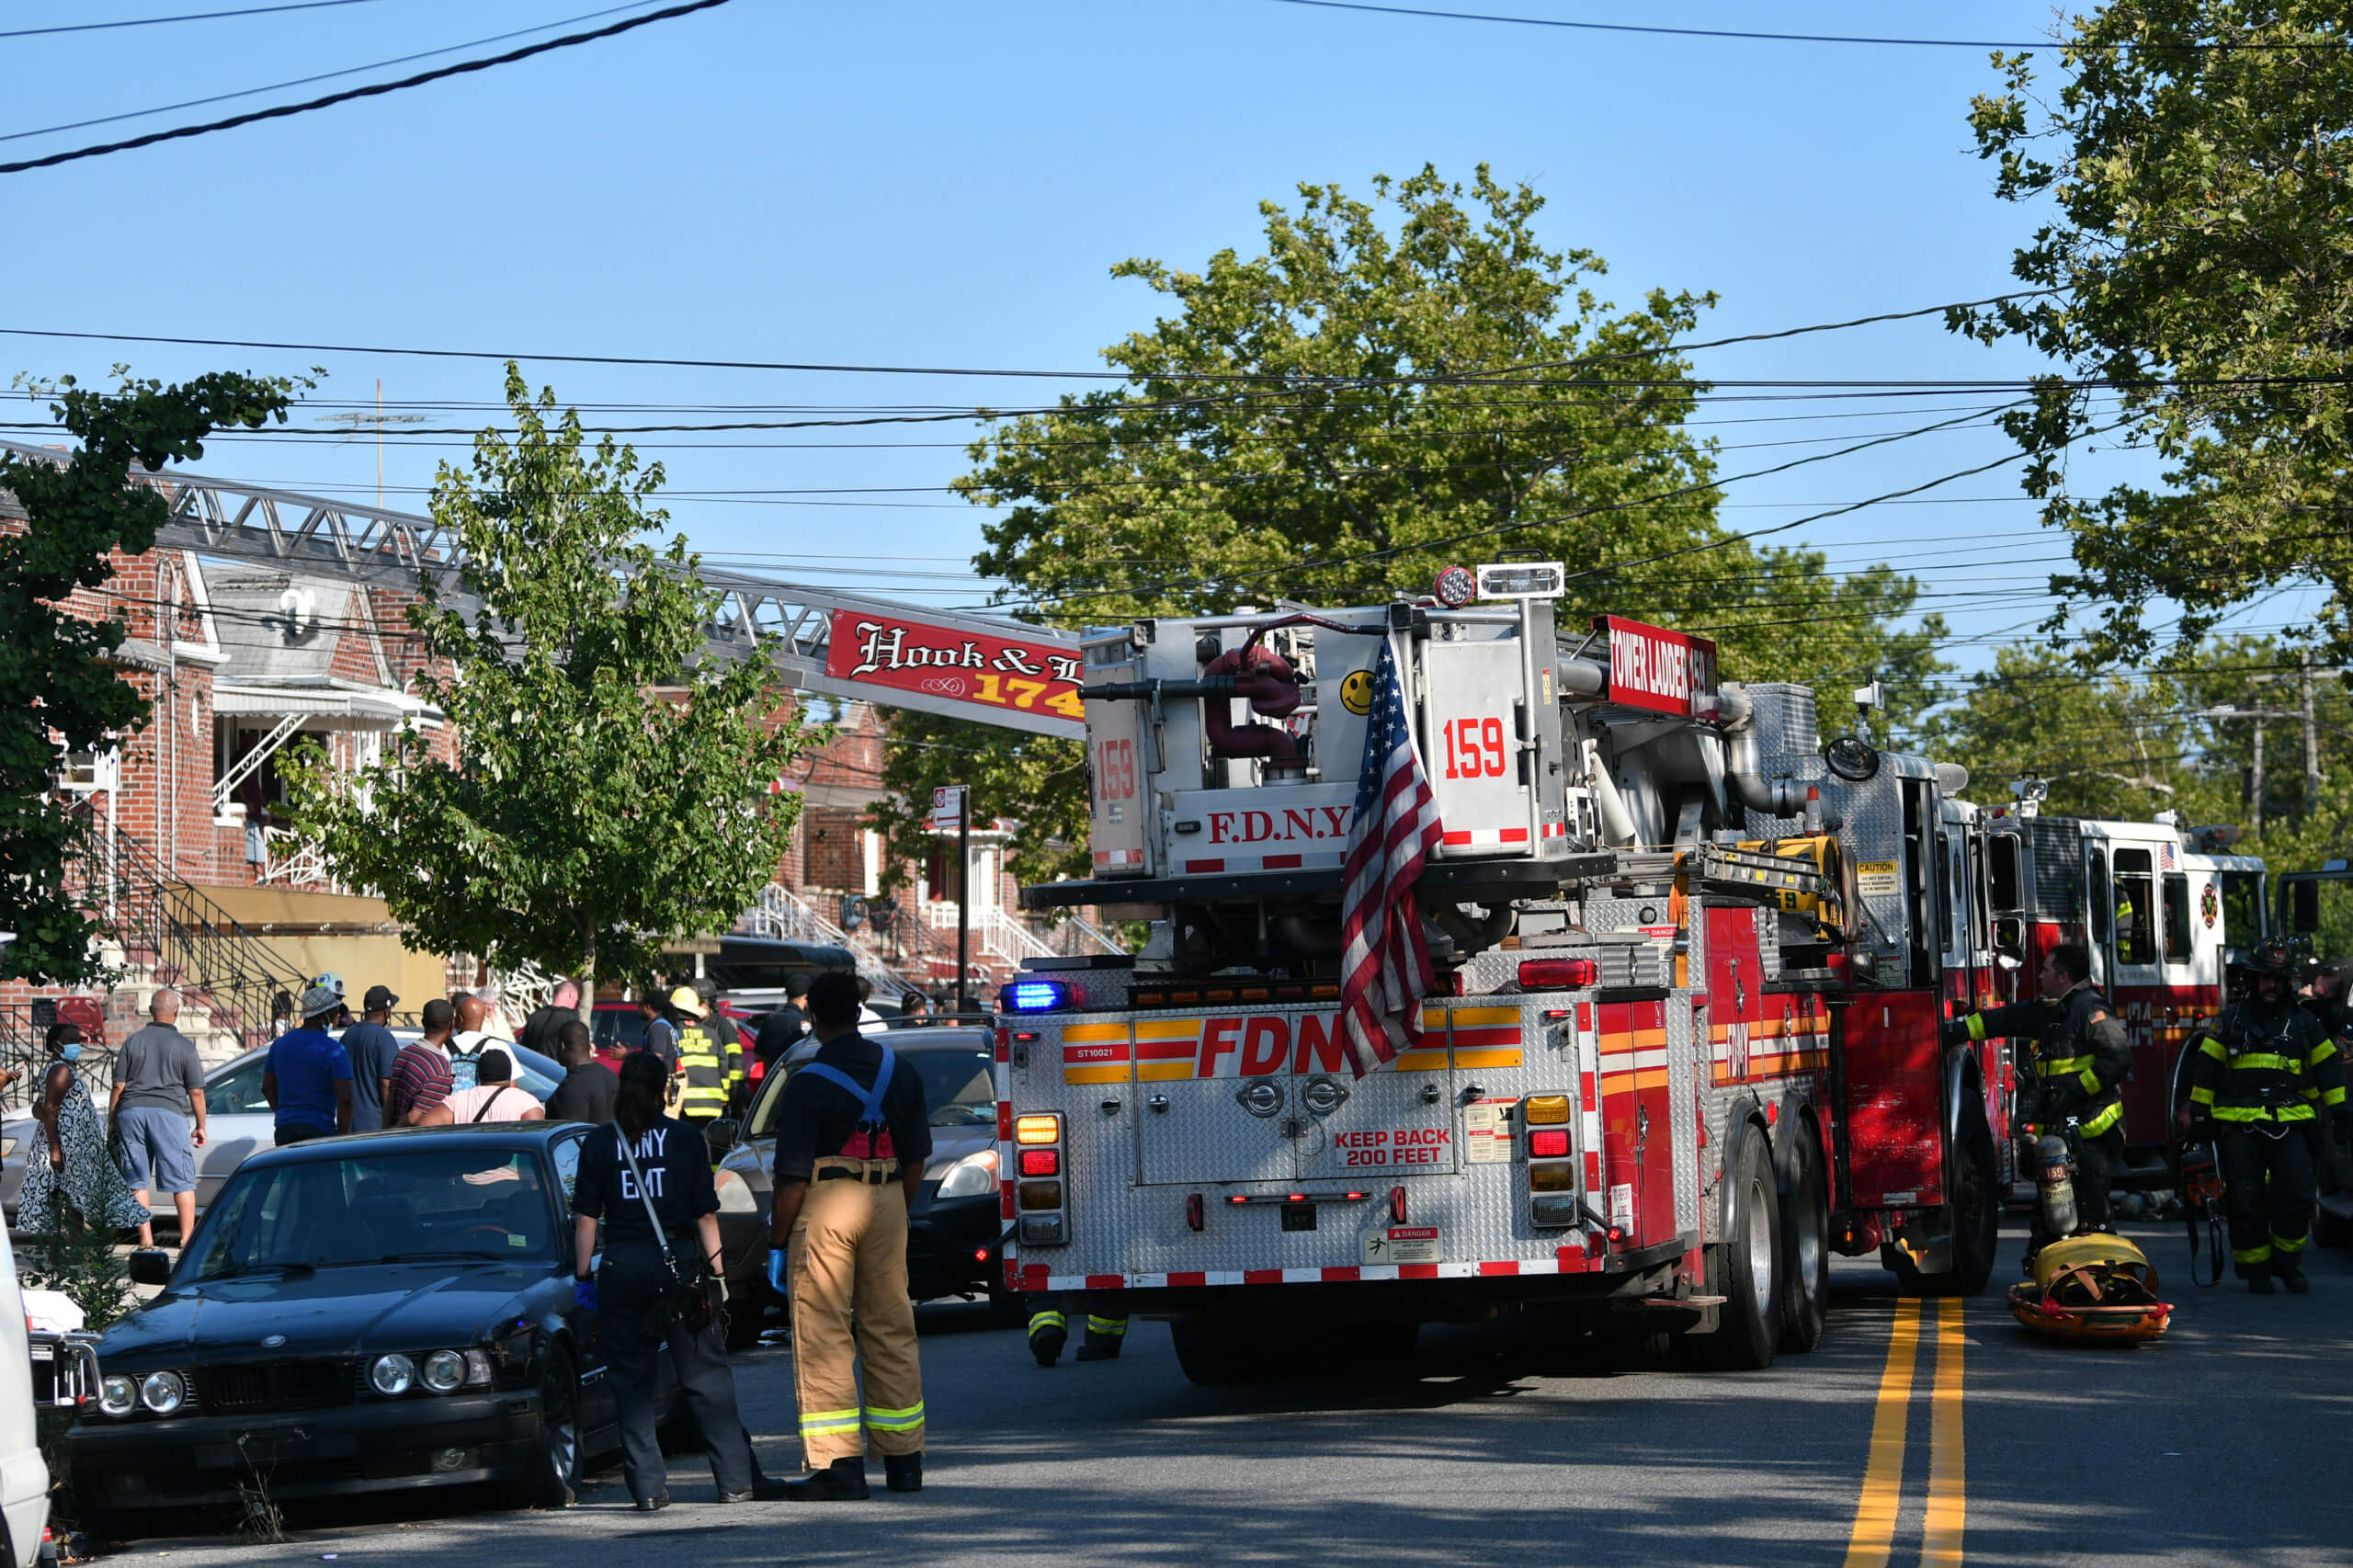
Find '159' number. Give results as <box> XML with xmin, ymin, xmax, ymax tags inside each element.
<box><xmin>1441</xmin><ymin>716</ymin><xmax>1506</xmax><ymax>779</ymax></box>
<box><xmin>1095</xmin><ymin>738</ymin><xmax>1137</xmax><ymax>801</ymax></box>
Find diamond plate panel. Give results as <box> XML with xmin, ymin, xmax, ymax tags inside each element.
<box><xmin>1137</xmin><ymin>1076</ymin><xmax>1299</xmax><ymax>1186</ymax></box>
<box><xmin>1666</xmin><ymin>997</ymin><xmax>1702</xmax><ymax>1236</ymax></box>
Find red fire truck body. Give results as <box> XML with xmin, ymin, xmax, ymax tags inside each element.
<box><xmin>1003</xmin><ymin>575</ymin><xmax>2011</xmax><ymax>1378</ymax></box>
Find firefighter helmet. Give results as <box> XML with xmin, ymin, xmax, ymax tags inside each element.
<box><xmin>2234</xmin><ymin>937</ymin><xmax>2301</xmax><ymax>979</ymax></box>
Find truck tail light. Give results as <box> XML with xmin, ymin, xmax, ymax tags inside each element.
<box><xmin>1017</xmin><ymin>1181</ymin><xmax>1063</xmax><ymax>1210</ymax></box>
<box><xmin>1014</xmin><ymin>1114</ymin><xmax>1062</xmax><ymax>1145</ymax></box>
<box><xmin>1529</xmin><ymin>1165</ymin><xmax>1573</xmax><ymax>1191</ymax></box>
<box><xmin>1013</xmin><ymin>1113</ymin><xmax>1067</xmax><ymax>1245</ymax></box>
<box><xmin>1019</xmin><ymin>1149</ymin><xmax>1060</xmax><ymax>1177</ymax></box>
<box><xmin>1518</xmin><ymin>959</ymin><xmax>1598</xmax><ymax>991</ymax></box>
<box><xmin>1186</xmin><ymin>1193</ymin><xmax>1205</xmax><ymax>1232</ymax></box>
<box><xmin>1523</xmin><ymin>1094</ymin><xmax>1572</xmax><ymax>1125</ymax></box>
<box><xmin>1390</xmin><ymin>1187</ymin><xmax>1407</xmax><ymax>1224</ymax></box>
<box><xmin>1529</xmin><ymin>1130</ymin><xmax>1570</xmax><ymax>1159</ymax></box>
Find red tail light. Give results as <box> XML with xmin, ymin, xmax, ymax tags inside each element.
<box><xmin>1019</xmin><ymin>1149</ymin><xmax>1060</xmax><ymax>1177</ymax></box>
<box><xmin>1518</xmin><ymin>958</ymin><xmax>1599</xmax><ymax>991</ymax></box>
<box><xmin>1186</xmin><ymin>1193</ymin><xmax>1205</xmax><ymax>1232</ymax></box>
<box><xmin>1390</xmin><ymin>1186</ymin><xmax>1407</xmax><ymax>1224</ymax></box>
<box><xmin>1529</xmin><ymin>1130</ymin><xmax>1570</xmax><ymax>1159</ymax></box>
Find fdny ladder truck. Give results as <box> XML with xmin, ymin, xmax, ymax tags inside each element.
<box><xmin>994</xmin><ymin>564</ymin><xmax>2016</xmax><ymax>1381</ymax></box>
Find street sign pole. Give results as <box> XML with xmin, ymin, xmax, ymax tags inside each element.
<box><xmin>957</xmin><ymin>796</ymin><xmax>971</xmax><ymax>1017</ymax></box>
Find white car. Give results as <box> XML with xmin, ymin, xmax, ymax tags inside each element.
<box><xmin>0</xmin><ymin>1226</ymin><xmax>51</xmax><ymax>1565</ymax></box>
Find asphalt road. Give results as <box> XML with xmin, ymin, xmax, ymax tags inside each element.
<box><xmin>99</xmin><ymin>1218</ymin><xmax>2353</xmax><ymax>1567</ymax></box>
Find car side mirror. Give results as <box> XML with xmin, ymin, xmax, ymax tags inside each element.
<box><xmin>1993</xmin><ymin>916</ymin><xmax>2025</xmax><ymax>960</ymax></box>
<box><xmin>127</xmin><ymin>1248</ymin><xmax>173</xmax><ymax>1288</ymax></box>
<box><xmin>701</xmin><ymin>1118</ymin><xmax>742</xmax><ymax>1162</ymax></box>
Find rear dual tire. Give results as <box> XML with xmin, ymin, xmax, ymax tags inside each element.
<box><xmin>1695</xmin><ymin>1133</ymin><xmax>1781</xmax><ymax>1370</ymax></box>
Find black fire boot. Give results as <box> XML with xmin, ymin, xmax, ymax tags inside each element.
<box><xmin>2248</xmin><ymin>1272</ymin><xmax>2278</xmax><ymax>1294</ymax></box>
<box><xmin>1029</xmin><ymin>1317</ymin><xmax>1067</xmax><ymax>1369</ymax></box>
<box><xmin>884</xmin><ymin>1452</ymin><xmax>923</xmax><ymax>1494</ymax></box>
<box><xmin>783</xmin><ymin>1457</ymin><xmax>870</xmax><ymax>1501</ymax></box>
<box><xmin>2279</xmin><ymin>1259</ymin><xmax>2311</xmax><ymax>1294</ymax></box>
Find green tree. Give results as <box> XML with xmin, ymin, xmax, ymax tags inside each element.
<box><xmin>280</xmin><ymin>368</ymin><xmax>816</xmax><ymax>992</ymax></box>
<box><xmin>0</xmin><ymin>369</ymin><xmax>301</xmax><ymax>984</ymax></box>
<box><xmin>1953</xmin><ymin>1</ymin><xmax>2353</xmax><ymax>665</ymax></box>
<box><xmin>878</xmin><ymin>167</ymin><xmax>1946</xmax><ymax>887</ymax></box>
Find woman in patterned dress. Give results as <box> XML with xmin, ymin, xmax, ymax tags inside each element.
<box><xmin>18</xmin><ymin>1022</ymin><xmax>149</xmax><ymax>1235</ymax></box>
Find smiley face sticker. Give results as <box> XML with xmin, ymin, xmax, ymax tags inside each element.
<box><xmin>1340</xmin><ymin>668</ymin><xmax>1376</xmax><ymax>716</ymax></box>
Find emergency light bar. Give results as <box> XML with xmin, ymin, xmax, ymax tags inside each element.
<box><xmin>1476</xmin><ymin>561</ymin><xmax>1564</xmax><ymax>600</ymax></box>
<box><xmin>1001</xmin><ymin>979</ymin><xmax>1071</xmax><ymax>1013</ymax></box>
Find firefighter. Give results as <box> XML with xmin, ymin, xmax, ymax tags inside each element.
<box><xmin>669</xmin><ymin>985</ymin><xmax>744</xmax><ymax>1132</ymax></box>
<box><xmin>1025</xmin><ymin>1295</ymin><xmax>1128</xmax><ymax>1367</ymax></box>
<box><xmin>2188</xmin><ymin>937</ymin><xmax>2349</xmax><ymax>1293</ymax></box>
<box><xmin>765</xmin><ymin>971</ymin><xmax>930</xmax><ymax>1498</ymax></box>
<box><xmin>1942</xmin><ymin>942</ymin><xmax>2131</xmax><ymax>1265</ymax></box>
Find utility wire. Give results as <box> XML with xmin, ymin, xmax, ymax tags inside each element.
<box><xmin>1267</xmin><ymin>0</ymin><xmax>2347</xmax><ymax>51</ymax></box>
<box><xmin>0</xmin><ymin>0</ymin><xmax>392</xmax><ymax>40</ymax></box>
<box><xmin>0</xmin><ymin>0</ymin><xmax>734</xmax><ymax>176</ymax></box>
<box><xmin>0</xmin><ymin>1</ymin><xmax>660</xmax><ymax>147</ymax></box>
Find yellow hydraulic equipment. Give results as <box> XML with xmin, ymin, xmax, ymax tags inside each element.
<box><xmin>2006</xmin><ymin>1233</ymin><xmax>2173</xmax><ymax>1343</ymax></box>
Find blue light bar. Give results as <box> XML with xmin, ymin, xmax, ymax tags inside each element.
<box><xmin>1002</xmin><ymin>979</ymin><xmax>1071</xmax><ymax>1013</ymax></box>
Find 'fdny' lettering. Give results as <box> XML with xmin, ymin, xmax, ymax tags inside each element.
<box><xmin>1205</xmin><ymin>805</ymin><xmax>1352</xmax><ymax>846</ymax></box>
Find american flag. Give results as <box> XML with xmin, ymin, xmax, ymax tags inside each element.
<box><xmin>1336</xmin><ymin>641</ymin><xmax>1444</xmax><ymax>1077</ymax></box>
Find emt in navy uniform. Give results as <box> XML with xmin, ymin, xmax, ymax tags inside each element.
<box><xmin>766</xmin><ymin>971</ymin><xmax>931</xmax><ymax>1498</ymax></box>
<box><xmin>573</xmin><ymin>1052</ymin><xmax>784</xmax><ymax>1509</ymax></box>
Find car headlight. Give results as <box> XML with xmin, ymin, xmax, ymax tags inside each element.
<box><xmin>714</xmin><ymin>1166</ymin><xmax>759</xmax><ymax>1214</ymax></box>
<box><xmin>98</xmin><ymin>1375</ymin><xmax>138</xmax><ymax>1417</ymax></box>
<box><xmin>0</xmin><ymin>1137</ymin><xmax>16</xmax><ymax>1159</ymax></box>
<box><xmin>139</xmin><ymin>1370</ymin><xmax>185</xmax><ymax>1415</ymax></box>
<box><xmin>933</xmin><ymin>1148</ymin><xmax>999</xmax><ymax>1199</ymax></box>
<box><xmin>370</xmin><ymin>1353</ymin><xmax>415</xmax><ymax>1395</ymax></box>
<box><xmin>421</xmin><ymin>1350</ymin><xmax>466</xmax><ymax>1393</ymax></box>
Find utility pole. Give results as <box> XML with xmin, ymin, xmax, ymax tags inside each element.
<box><xmin>2252</xmin><ymin>719</ymin><xmax>2267</xmax><ymax>836</ymax></box>
<box><xmin>956</xmin><ymin>794</ymin><xmax>971</xmax><ymax>1017</ymax></box>
<box><xmin>2301</xmin><ymin>656</ymin><xmax>2322</xmax><ymax>800</ymax></box>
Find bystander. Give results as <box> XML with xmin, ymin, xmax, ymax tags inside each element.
<box><xmin>386</xmin><ymin>998</ymin><xmax>460</xmax><ymax>1127</ymax></box>
<box><xmin>263</xmin><ymin>983</ymin><xmax>353</xmax><ymax>1144</ymax></box>
<box><xmin>109</xmin><ymin>989</ymin><xmax>207</xmax><ymax>1249</ymax></box>
<box><xmin>422</xmin><ymin>1050</ymin><xmax>545</xmax><ymax>1124</ymax></box>
<box><xmin>545</xmin><ymin>1022</ymin><xmax>619</xmax><ymax>1125</ymax></box>
<box><xmin>341</xmin><ymin>986</ymin><xmax>403</xmax><ymax>1133</ymax></box>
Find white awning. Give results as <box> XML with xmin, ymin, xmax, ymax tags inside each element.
<box><xmin>211</xmin><ymin>679</ymin><xmax>434</xmax><ymax>731</ymax></box>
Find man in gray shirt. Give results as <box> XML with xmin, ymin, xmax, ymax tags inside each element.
<box><xmin>111</xmin><ymin>988</ymin><xmax>207</xmax><ymax>1249</ymax></box>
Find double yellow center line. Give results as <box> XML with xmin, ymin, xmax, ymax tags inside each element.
<box><xmin>1842</xmin><ymin>1297</ymin><xmax>1967</xmax><ymax>1567</ymax></box>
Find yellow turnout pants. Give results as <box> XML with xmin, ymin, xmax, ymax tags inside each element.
<box><xmin>789</xmin><ymin>1160</ymin><xmax>925</xmax><ymax>1465</ymax></box>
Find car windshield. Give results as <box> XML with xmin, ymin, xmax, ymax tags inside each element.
<box><xmin>745</xmin><ymin>1040</ymin><xmax>996</xmax><ymax>1136</ymax></box>
<box><xmin>915</xmin><ymin>1048</ymin><xmax>995</xmax><ymax>1126</ymax></box>
<box><xmin>185</xmin><ymin>1147</ymin><xmax>554</xmax><ymax>1279</ymax></box>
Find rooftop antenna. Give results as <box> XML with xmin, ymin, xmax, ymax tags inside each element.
<box><xmin>320</xmin><ymin>380</ymin><xmax>426</xmax><ymax>511</ymax></box>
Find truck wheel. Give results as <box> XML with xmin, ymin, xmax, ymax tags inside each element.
<box><xmin>1170</xmin><ymin>1315</ymin><xmax>1261</xmax><ymax>1385</ymax></box>
<box><xmin>1697</xmin><ymin>1132</ymin><xmax>1779</xmax><ymax>1371</ymax></box>
<box><xmin>1778</xmin><ymin>1127</ymin><xmax>1829</xmax><ymax>1354</ymax></box>
<box><xmin>1893</xmin><ymin>1110</ymin><xmax>1999</xmax><ymax>1297</ymax></box>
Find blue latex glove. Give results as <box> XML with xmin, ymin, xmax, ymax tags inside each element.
<box><xmin>574</xmin><ymin>1278</ymin><xmax>598</xmax><ymax>1313</ymax></box>
<box><xmin>767</xmin><ymin>1247</ymin><xmax>789</xmax><ymax>1295</ymax></box>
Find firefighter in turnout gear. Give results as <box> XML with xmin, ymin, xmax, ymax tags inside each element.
<box><xmin>1943</xmin><ymin>942</ymin><xmax>2131</xmax><ymax>1264</ymax></box>
<box><xmin>669</xmin><ymin>985</ymin><xmax>744</xmax><ymax>1130</ymax></box>
<box><xmin>1025</xmin><ymin>1296</ymin><xmax>1128</xmax><ymax>1367</ymax></box>
<box><xmin>2188</xmin><ymin>938</ymin><xmax>2349</xmax><ymax>1293</ymax></box>
<box><xmin>767</xmin><ymin>971</ymin><xmax>932</xmax><ymax>1498</ymax></box>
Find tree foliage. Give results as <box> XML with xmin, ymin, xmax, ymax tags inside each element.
<box><xmin>280</xmin><ymin>368</ymin><xmax>816</xmax><ymax>991</ymax></box>
<box><xmin>1953</xmin><ymin>1</ymin><xmax>2353</xmax><ymax>664</ymax></box>
<box><xmin>878</xmin><ymin>167</ymin><xmax>1946</xmax><ymax>886</ymax></box>
<box><xmin>0</xmin><ymin>369</ymin><xmax>301</xmax><ymax>984</ymax></box>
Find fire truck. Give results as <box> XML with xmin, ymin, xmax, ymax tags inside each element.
<box><xmin>994</xmin><ymin>564</ymin><xmax>2018</xmax><ymax>1381</ymax></box>
<box><xmin>1979</xmin><ymin>795</ymin><xmax>2268</xmax><ymax>1190</ymax></box>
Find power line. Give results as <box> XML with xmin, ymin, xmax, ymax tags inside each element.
<box><xmin>0</xmin><ymin>0</ymin><xmax>392</xmax><ymax>40</ymax></box>
<box><xmin>0</xmin><ymin>289</ymin><xmax>2078</xmax><ymax>383</ymax></box>
<box><xmin>0</xmin><ymin>0</ymin><xmax>734</xmax><ymax>176</ymax></box>
<box><xmin>0</xmin><ymin>2</ymin><xmax>660</xmax><ymax>148</ymax></box>
<box><xmin>1266</xmin><ymin>0</ymin><xmax>2345</xmax><ymax>51</ymax></box>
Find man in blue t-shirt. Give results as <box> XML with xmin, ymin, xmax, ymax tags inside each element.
<box><xmin>265</xmin><ymin>983</ymin><xmax>354</xmax><ymax>1144</ymax></box>
<box><xmin>340</xmin><ymin>984</ymin><xmax>403</xmax><ymax>1132</ymax></box>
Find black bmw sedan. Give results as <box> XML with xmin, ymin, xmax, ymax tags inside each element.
<box><xmin>66</xmin><ymin>1123</ymin><xmax>664</xmax><ymax>1540</ymax></box>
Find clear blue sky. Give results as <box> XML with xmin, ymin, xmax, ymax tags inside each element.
<box><xmin>0</xmin><ymin>0</ymin><xmax>2295</xmax><ymax>694</ymax></box>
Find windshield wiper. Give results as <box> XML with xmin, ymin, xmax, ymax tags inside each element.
<box><xmin>200</xmin><ymin>1261</ymin><xmax>316</xmax><ymax>1281</ymax></box>
<box><xmin>377</xmin><ymin>1249</ymin><xmax>505</xmax><ymax>1263</ymax></box>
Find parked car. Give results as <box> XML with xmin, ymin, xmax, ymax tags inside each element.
<box><xmin>2</xmin><ymin>1038</ymin><xmax>563</xmax><ymax>1230</ymax></box>
<box><xmin>0</xmin><ymin>1223</ymin><xmax>51</xmax><ymax>1565</ymax></box>
<box><xmin>713</xmin><ymin>1024</ymin><xmax>1007</xmax><ymax>1346</ymax></box>
<box><xmin>65</xmin><ymin>1123</ymin><xmax>662</xmax><ymax>1540</ymax></box>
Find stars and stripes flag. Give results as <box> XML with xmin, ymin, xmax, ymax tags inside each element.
<box><xmin>1336</xmin><ymin>641</ymin><xmax>1444</xmax><ymax>1078</ymax></box>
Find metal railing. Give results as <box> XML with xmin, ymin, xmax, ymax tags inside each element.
<box><xmin>64</xmin><ymin>801</ymin><xmax>313</xmax><ymax>1056</ymax></box>
<box><xmin>737</xmin><ymin>884</ymin><xmax>913</xmax><ymax>998</ymax></box>
<box><xmin>256</xmin><ymin>824</ymin><xmax>343</xmax><ymax>892</ymax></box>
